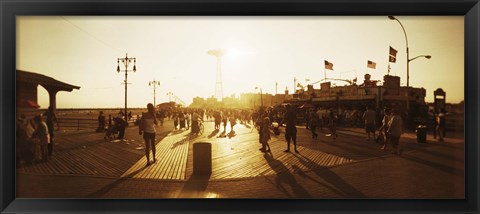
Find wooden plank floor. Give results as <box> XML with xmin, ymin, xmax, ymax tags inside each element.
<box><xmin>18</xmin><ymin>120</ymin><xmax>367</xmax><ymax>181</ymax></box>
<box><xmin>17</xmin><ymin>123</ymin><xmax>173</xmax><ymax>178</ymax></box>
<box><xmin>121</xmin><ymin>129</ymin><xmax>190</xmax><ymax>180</ymax></box>
<box><xmin>185</xmin><ymin>121</ymin><xmax>358</xmax><ymax>180</ymax></box>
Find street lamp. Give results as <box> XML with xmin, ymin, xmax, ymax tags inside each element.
<box><xmin>166</xmin><ymin>92</ymin><xmax>173</xmax><ymax>102</ymax></box>
<box><xmin>255</xmin><ymin>86</ymin><xmax>263</xmax><ymax>107</ymax></box>
<box><xmin>117</xmin><ymin>53</ymin><xmax>137</xmax><ymax>119</ymax></box>
<box><xmin>389</xmin><ymin>16</ymin><xmax>432</xmax><ymax>125</ymax></box>
<box><xmin>388</xmin><ymin>16</ymin><xmax>410</xmax><ymax>88</ymax></box>
<box><xmin>149</xmin><ymin>80</ymin><xmax>160</xmax><ymax>107</ymax></box>
<box><xmin>409</xmin><ymin>55</ymin><xmax>432</xmax><ymax>62</ymax></box>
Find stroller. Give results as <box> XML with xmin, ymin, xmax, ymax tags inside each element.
<box><xmin>271</xmin><ymin>122</ymin><xmax>280</xmax><ymax>136</ymax></box>
<box><xmin>104</xmin><ymin>122</ymin><xmax>118</xmax><ymax>140</ymax></box>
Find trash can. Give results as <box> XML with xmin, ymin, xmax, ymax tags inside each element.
<box><xmin>416</xmin><ymin>125</ymin><xmax>427</xmax><ymax>143</ymax></box>
<box><xmin>193</xmin><ymin>142</ymin><xmax>212</xmax><ymax>175</ymax></box>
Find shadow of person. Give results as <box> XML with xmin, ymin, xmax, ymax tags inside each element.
<box><xmin>177</xmin><ymin>174</ymin><xmax>212</xmax><ymax>198</ymax></box>
<box><xmin>263</xmin><ymin>154</ymin><xmax>312</xmax><ymax>198</ymax></box>
<box><xmin>227</xmin><ymin>131</ymin><xmax>236</xmax><ymax>139</ymax></box>
<box><xmin>291</xmin><ymin>165</ymin><xmax>345</xmax><ymax>196</ymax></box>
<box><xmin>171</xmin><ymin>136</ymin><xmax>190</xmax><ymax>149</ymax></box>
<box><xmin>87</xmin><ymin>167</ymin><xmax>144</xmax><ymax>197</ymax></box>
<box><xmin>208</xmin><ymin>129</ymin><xmax>220</xmax><ymax>139</ymax></box>
<box><xmin>292</xmin><ymin>152</ymin><xmax>366</xmax><ymax>198</ymax></box>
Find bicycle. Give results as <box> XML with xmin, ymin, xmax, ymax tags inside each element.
<box><xmin>191</xmin><ymin>120</ymin><xmax>204</xmax><ymax>136</ymax></box>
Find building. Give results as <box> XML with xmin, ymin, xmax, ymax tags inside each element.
<box><xmin>16</xmin><ymin>70</ymin><xmax>80</xmax><ymax>117</ymax></box>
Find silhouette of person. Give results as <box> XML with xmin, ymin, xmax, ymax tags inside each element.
<box><xmin>281</xmin><ymin>104</ymin><xmax>298</xmax><ymax>153</ymax></box>
<box><xmin>139</xmin><ymin>103</ymin><xmax>158</xmax><ymax>166</ymax></box>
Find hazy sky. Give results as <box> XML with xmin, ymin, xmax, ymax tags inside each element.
<box><xmin>17</xmin><ymin>16</ymin><xmax>464</xmax><ymax>108</ymax></box>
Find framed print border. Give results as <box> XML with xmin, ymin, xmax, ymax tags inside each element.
<box><xmin>1</xmin><ymin>0</ymin><xmax>479</xmax><ymax>213</ymax></box>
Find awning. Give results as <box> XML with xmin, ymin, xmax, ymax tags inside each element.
<box><xmin>17</xmin><ymin>99</ymin><xmax>40</xmax><ymax>108</ymax></box>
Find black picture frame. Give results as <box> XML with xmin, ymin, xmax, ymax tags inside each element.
<box><xmin>1</xmin><ymin>0</ymin><xmax>479</xmax><ymax>213</ymax></box>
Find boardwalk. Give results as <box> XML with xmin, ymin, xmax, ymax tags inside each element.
<box><xmin>16</xmin><ymin>118</ymin><xmax>465</xmax><ymax>199</ymax></box>
<box><xmin>121</xmin><ymin>129</ymin><xmax>190</xmax><ymax>180</ymax></box>
<box><xmin>17</xmin><ymin>120</ymin><xmax>364</xmax><ymax>180</ymax></box>
<box><xmin>17</xmin><ymin>119</ymin><xmax>464</xmax><ymax>181</ymax></box>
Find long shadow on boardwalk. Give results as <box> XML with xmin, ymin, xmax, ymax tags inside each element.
<box><xmin>208</xmin><ymin>129</ymin><xmax>220</xmax><ymax>139</ymax></box>
<box><xmin>399</xmin><ymin>153</ymin><xmax>464</xmax><ymax>176</ymax></box>
<box><xmin>263</xmin><ymin>153</ymin><xmax>312</xmax><ymax>198</ymax></box>
<box><xmin>87</xmin><ymin>167</ymin><xmax>145</xmax><ymax>197</ymax></box>
<box><xmin>177</xmin><ymin>174</ymin><xmax>211</xmax><ymax>198</ymax></box>
<box><xmin>292</xmin><ymin>152</ymin><xmax>366</xmax><ymax>198</ymax></box>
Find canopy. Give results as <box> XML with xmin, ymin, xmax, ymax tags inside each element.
<box><xmin>17</xmin><ymin>99</ymin><xmax>40</xmax><ymax>108</ymax></box>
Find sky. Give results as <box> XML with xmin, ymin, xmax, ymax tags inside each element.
<box><xmin>16</xmin><ymin>16</ymin><xmax>464</xmax><ymax>108</ymax></box>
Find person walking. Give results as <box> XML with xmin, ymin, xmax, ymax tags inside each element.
<box><xmin>179</xmin><ymin>111</ymin><xmax>186</xmax><ymax>130</ymax></box>
<box><xmin>229</xmin><ymin>112</ymin><xmax>236</xmax><ymax>134</ymax></box>
<box><xmin>309</xmin><ymin>110</ymin><xmax>319</xmax><ymax>139</ymax></box>
<box><xmin>191</xmin><ymin>110</ymin><xmax>201</xmax><ymax>135</ymax></box>
<box><xmin>259</xmin><ymin>117</ymin><xmax>272</xmax><ymax>153</ymax></box>
<box><xmin>222</xmin><ymin>111</ymin><xmax>228</xmax><ymax>133</ymax></box>
<box><xmin>387</xmin><ymin>109</ymin><xmax>404</xmax><ymax>155</ymax></box>
<box><xmin>96</xmin><ymin>111</ymin><xmax>106</xmax><ymax>132</ymax></box>
<box><xmin>139</xmin><ymin>103</ymin><xmax>158</xmax><ymax>166</ymax></box>
<box><xmin>185</xmin><ymin>111</ymin><xmax>191</xmax><ymax>130</ymax></box>
<box><xmin>328</xmin><ymin>109</ymin><xmax>338</xmax><ymax>140</ymax></box>
<box><xmin>173</xmin><ymin>112</ymin><xmax>179</xmax><ymax>130</ymax></box>
<box><xmin>378</xmin><ymin>108</ymin><xmax>391</xmax><ymax>150</ymax></box>
<box><xmin>281</xmin><ymin>104</ymin><xmax>298</xmax><ymax>153</ymax></box>
<box><xmin>43</xmin><ymin>106</ymin><xmax>57</xmax><ymax>158</ymax></box>
<box><xmin>436</xmin><ymin>108</ymin><xmax>446</xmax><ymax>142</ymax></box>
<box><xmin>315</xmin><ymin>108</ymin><xmax>324</xmax><ymax>132</ymax></box>
<box><xmin>214</xmin><ymin>111</ymin><xmax>221</xmax><ymax>130</ymax></box>
<box><xmin>362</xmin><ymin>106</ymin><xmax>377</xmax><ymax>142</ymax></box>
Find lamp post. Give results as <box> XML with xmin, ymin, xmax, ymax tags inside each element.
<box><xmin>255</xmin><ymin>86</ymin><xmax>263</xmax><ymax>107</ymax></box>
<box><xmin>117</xmin><ymin>53</ymin><xmax>136</xmax><ymax>118</ymax></box>
<box><xmin>149</xmin><ymin>80</ymin><xmax>160</xmax><ymax>107</ymax></box>
<box><xmin>389</xmin><ymin>16</ymin><xmax>432</xmax><ymax>128</ymax></box>
<box><xmin>166</xmin><ymin>92</ymin><xmax>173</xmax><ymax>102</ymax></box>
<box><xmin>409</xmin><ymin>55</ymin><xmax>431</xmax><ymax>62</ymax></box>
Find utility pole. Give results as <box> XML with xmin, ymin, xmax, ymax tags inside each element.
<box><xmin>149</xmin><ymin>80</ymin><xmax>160</xmax><ymax>107</ymax></box>
<box><xmin>117</xmin><ymin>53</ymin><xmax>137</xmax><ymax>119</ymax></box>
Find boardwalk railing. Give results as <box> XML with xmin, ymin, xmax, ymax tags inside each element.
<box><xmin>58</xmin><ymin>116</ymin><xmax>139</xmax><ymax>131</ymax></box>
<box><xmin>57</xmin><ymin>118</ymin><xmax>98</xmax><ymax>131</ymax></box>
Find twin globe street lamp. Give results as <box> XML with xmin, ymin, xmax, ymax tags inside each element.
<box><xmin>117</xmin><ymin>53</ymin><xmax>137</xmax><ymax>119</ymax></box>
<box><xmin>388</xmin><ymin>16</ymin><xmax>431</xmax><ymax>111</ymax></box>
<box><xmin>149</xmin><ymin>80</ymin><xmax>160</xmax><ymax>107</ymax></box>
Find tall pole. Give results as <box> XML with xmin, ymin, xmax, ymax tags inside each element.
<box><xmin>388</xmin><ymin>16</ymin><xmax>410</xmax><ymax>111</ymax></box>
<box><xmin>117</xmin><ymin>53</ymin><xmax>136</xmax><ymax>119</ymax></box>
<box><xmin>260</xmin><ymin>88</ymin><xmax>263</xmax><ymax>107</ymax></box>
<box><xmin>149</xmin><ymin>80</ymin><xmax>160</xmax><ymax>107</ymax></box>
<box><xmin>275</xmin><ymin>82</ymin><xmax>278</xmax><ymax>95</ymax></box>
<box><xmin>293</xmin><ymin>77</ymin><xmax>297</xmax><ymax>93</ymax></box>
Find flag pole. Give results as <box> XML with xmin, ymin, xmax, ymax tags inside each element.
<box><xmin>324</xmin><ymin>67</ymin><xmax>326</xmax><ymax>82</ymax></box>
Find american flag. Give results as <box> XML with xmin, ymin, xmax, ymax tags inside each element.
<box><xmin>367</xmin><ymin>60</ymin><xmax>376</xmax><ymax>69</ymax></box>
<box><xmin>324</xmin><ymin>60</ymin><xmax>334</xmax><ymax>70</ymax></box>
<box><xmin>389</xmin><ymin>46</ymin><xmax>397</xmax><ymax>63</ymax></box>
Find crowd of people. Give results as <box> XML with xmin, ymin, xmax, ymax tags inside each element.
<box><xmin>16</xmin><ymin>106</ymin><xmax>58</xmax><ymax>165</ymax></box>
<box><xmin>17</xmin><ymin>102</ymin><xmax>447</xmax><ymax>168</ymax></box>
